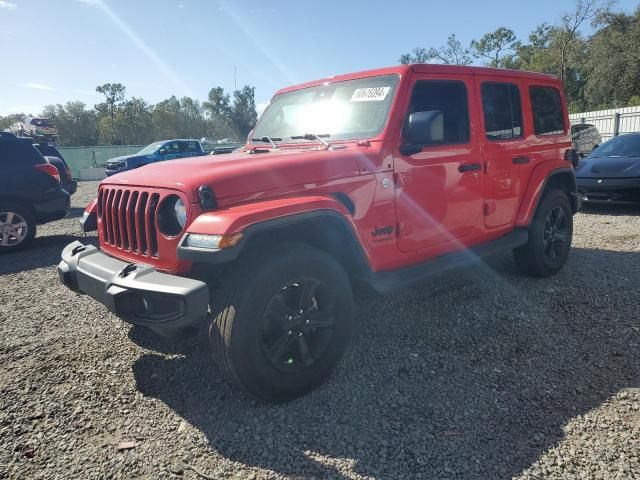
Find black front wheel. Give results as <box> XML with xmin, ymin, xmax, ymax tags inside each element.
<box><xmin>514</xmin><ymin>189</ymin><xmax>573</xmax><ymax>277</ymax></box>
<box><xmin>209</xmin><ymin>244</ymin><xmax>354</xmax><ymax>402</ymax></box>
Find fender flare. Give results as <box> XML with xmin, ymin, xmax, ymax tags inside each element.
<box><xmin>177</xmin><ymin>196</ymin><xmax>372</xmax><ymax>275</ymax></box>
<box><xmin>515</xmin><ymin>165</ymin><xmax>578</xmax><ymax>227</ymax></box>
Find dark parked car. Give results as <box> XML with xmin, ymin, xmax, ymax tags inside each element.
<box><xmin>576</xmin><ymin>133</ymin><xmax>640</xmax><ymax>203</ymax></box>
<box><xmin>33</xmin><ymin>143</ymin><xmax>77</xmax><ymax>195</ymax></box>
<box><xmin>0</xmin><ymin>132</ymin><xmax>70</xmax><ymax>252</ymax></box>
<box><xmin>571</xmin><ymin>123</ymin><xmax>602</xmax><ymax>157</ymax></box>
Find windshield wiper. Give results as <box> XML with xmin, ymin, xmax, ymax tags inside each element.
<box><xmin>290</xmin><ymin>133</ymin><xmax>331</xmax><ymax>149</ymax></box>
<box><xmin>251</xmin><ymin>136</ymin><xmax>281</xmax><ymax>149</ymax></box>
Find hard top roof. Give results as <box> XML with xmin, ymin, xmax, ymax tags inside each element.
<box><xmin>275</xmin><ymin>64</ymin><xmax>560</xmax><ymax>95</ymax></box>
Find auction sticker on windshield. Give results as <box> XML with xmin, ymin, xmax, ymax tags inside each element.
<box><xmin>351</xmin><ymin>87</ymin><xmax>390</xmax><ymax>102</ymax></box>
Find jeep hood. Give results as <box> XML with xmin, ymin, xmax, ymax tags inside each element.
<box><xmin>575</xmin><ymin>156</ymin><xmax>640</xmax><ymax>178</ymax></box>
<box><xmin>101</xmin><ymin>148</ymin><xmax>366</xmax><ymax>203</ymax></box>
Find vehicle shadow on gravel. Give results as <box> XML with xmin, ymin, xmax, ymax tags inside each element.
<box><xmin>579</xmin><ymin>202</ymin><xmax>640</xmax><ymax>216</ymax></box>
<box><xmin>128</xmin><ymin>326</ymin><xmax>198</xmax><ymax>356</ymax></box>
<box><xmin>132</xmin><ymin>247</ymin><xmax>640</xmax><ymax>479</ymax></box>
<box><xmin>66</xmin><ymin>207</ymin><xmax>86</xmax><ymax>219</ymax></box>
<box><xmin>0</xmin><ymin>234</ymin><xmax>97</xmax><ymax>275</ymax></box>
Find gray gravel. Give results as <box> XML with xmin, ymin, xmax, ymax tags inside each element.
<box><xmin>1</xmin><ymin>181</ymin><xmax>639</xmax><ymax>480</ymax></box>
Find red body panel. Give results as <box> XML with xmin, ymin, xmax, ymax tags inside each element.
<box><xmin>95</xmin><ymin>64</ymin><xmax>572</xmax><ymax>276</ymax></box>
<box><xmin>84</xmin><ymin>198</ymin><xmax>98</xmax><ymax>215</ymax></box>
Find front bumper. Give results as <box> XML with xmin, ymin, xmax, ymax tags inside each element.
<box><xmin>58</xmin><ymin>241</ymin><xmax>209</xmax><ymax>337</ymax></box>
<box><xmin>577</xmin><ymin>177</ymin><xmax>640</xmax><ymax>203</ymax></box>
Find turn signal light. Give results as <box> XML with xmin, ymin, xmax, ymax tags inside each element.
<box><xmin>183</xmin><ymin>232</ymin><xmax>244</xmax><ymax>250</ymax></box>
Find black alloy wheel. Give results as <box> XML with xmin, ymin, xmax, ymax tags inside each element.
<box><xmin>261</xmin><ymin>278</ymin><xmax>336</xmax><ymax>374</ymax></box>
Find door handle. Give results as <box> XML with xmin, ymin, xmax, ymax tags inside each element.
<box><xmin>512</xmin><ymin>156</ymin><xmax>530</xmax><ymax>164</ymax></box>
<box><xmin>458</xmin><ymin>163</ymin><xmax>482</xmax><ymax>172</ymax></box>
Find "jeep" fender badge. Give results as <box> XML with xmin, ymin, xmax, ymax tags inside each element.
<box><xmin>372</xmin><ymin>226</ymin><xmax>394</xmax><ymax>237</ymax></box>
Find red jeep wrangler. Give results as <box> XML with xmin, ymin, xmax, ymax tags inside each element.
<box><xmin>59</xmin><ymin>65</ymin><xmax>580</xmax><ymax>402</ymax></box>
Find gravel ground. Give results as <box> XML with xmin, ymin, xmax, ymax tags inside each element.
<box><xmin>1</xmin><ymin>181</ymin><xmax>639</xmax><ymax>480</ymax></box>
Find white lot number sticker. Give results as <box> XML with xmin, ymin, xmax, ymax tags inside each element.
<box><xmin>351</xmin><ymin>86</ymin><xmax>390</xmax><ymax>102</ymax></box>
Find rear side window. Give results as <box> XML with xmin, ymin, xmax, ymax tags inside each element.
<box><xmin>184</xmin><ymin>141</ymin><xmax>199</xmax><ymax>152</ymax></box>
<box><xmin>406</xmin><ymin>80</ymin><xmax>470</xmax><ymax>145</ymax></box>
<box><xmin>0</xmin><ymin>140</ymin><xmax>44</xmax><ymax>165</ymax></box>
<box><xmin>530</xmin><ymin>86</ymin><xmax>565</xmax><ymax>136</ymax></box>
<box><xmin>481</xmin><ymin>83</ymin><xmax>523</xmax><ymax>140</ymax></box>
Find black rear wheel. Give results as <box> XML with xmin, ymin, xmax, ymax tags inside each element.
<box><xmin>209</xmin><ymin>244</ymin><xmax>353</xmax><ymax>402</ymax></box>
<box><xmin>514</xmin><ymin>189</ymin><xmax>573</xmax><ymax>277</ymax></box>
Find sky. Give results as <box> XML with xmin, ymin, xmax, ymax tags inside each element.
<box><xmin>1</xmin><ymin>0</ymin><xmax>638</xmax><ymax>116</ymax></box>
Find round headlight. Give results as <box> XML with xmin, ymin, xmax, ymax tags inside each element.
<box><xmin>174</xmin><ymin>198</ymin><xmax>186</xmax><ymax>228</ymax></box>
<box><xmin>158</xmin><ymin>195</ymin><xmax>187</xmax><ymax>237</ymax></box>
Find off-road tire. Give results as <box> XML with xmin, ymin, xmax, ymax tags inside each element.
<box><xmin>209</xmin><ymin>244</ymin><xmax>354</xmax><ymax>402</ymax></box>
<box><xmin>514</xmin><ymin>188</ymin><xmax>573</xmax><ymax>277</ymax></box>
<box><xmin>0</xmin><ymin>202</ymin><xmax>36</xmax><ymax>253</ymax></box>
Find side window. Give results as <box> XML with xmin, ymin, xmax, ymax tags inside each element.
<box><xmin>186</xmin><ymin>142</ymin><xmax>199</xmax><ymax>152</ymax></box>
<box><xmin>0</xmin><ymin>141</ymin><xmax>42</xmax><ymax>165</ymax></box>
<box><xmin>481</xmin><ymin>83</ymin><xmax>523</xmax><ymax>140</ymax></box>
<box><xmin>405</xmin><ymin>80</ymin><xmax>469</xmax><ymax>145</ymax></box>
<box><xmin>530</xmin><ymin>86</ymin><xmax>565</xmax><ymax>136</ymax></box>
<box><xmin>164</xmin><ymin>142</ymin><xmax>180</xmax><ymax>156</ymax></box>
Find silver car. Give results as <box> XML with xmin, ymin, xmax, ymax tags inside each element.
<box><xmin>571</xmin><ymin>123</ymin><xmax>602</xmax><ymax>157</ymax></box>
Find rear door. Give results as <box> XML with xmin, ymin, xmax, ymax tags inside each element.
<box><xmin>181</xmin><ymin>140</ymin><xmax>200</xmax><ymax>158</ymax></box>
<box><xmin>476</xmin><ymin>78</ymin><xmax>533</xmax><ymax>229</ymax></box>
<box><xmin>528</xmin><ymin>83</ymin><xmax>572</xmax><ymax>171</ymax></box>
<box><xmin>394</xmin><ymin>74</ymin><xmax>484</xmax><ymax>252</ymax></box>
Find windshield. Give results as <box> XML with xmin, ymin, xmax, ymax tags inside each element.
<box><xmin>590</xmin><ymin>135</ymin><xmax>640</xmax><ymax>158</ymax></box>
<box><xmin>137</xmin><ymin>141</ymin><xmax>164</xmax><ymax>155</ymax></box>
<box><xmin>252</xmin><ymin>74</ymin><xmax>399</xmax><ymax>143</ymax></box>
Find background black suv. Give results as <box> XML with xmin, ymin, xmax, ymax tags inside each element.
<box><xmin>0</xmin><ymin>132</ymin><xmax>70</xmax><ymax>252</ymax></box>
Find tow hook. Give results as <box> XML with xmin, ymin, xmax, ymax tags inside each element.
<box><xmin>71</xmin><ymin>245</ymin><xmax>87</xmax><ymax>256</ymax></box>
<box><xmin>119</xmin><ymin>263</ymin><xmax>137</xmax><ymax>278</ymax></box>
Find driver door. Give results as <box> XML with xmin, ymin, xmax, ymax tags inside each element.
<box><xmin>394</xmin><ymin>75</ymin><xmax>484</xmax><ymax>253</ymax></box>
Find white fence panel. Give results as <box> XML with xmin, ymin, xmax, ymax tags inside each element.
<box><xmin>569</xmin><ymin>106</ymin><xmax>640</xmax><ymax>141</ymax></box>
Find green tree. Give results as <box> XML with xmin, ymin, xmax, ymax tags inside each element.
<box><xmin>471</xmin><ymin>27</ymin><xmax>520</xmax><ymax>67</ymax></box>
<box><xmin>0</xmin><ymin>113</ymin><xmax>26</xmax><ymax>132</ymax></box>
<box><xmin>95</xmin><ymin>83</ymin><xmax>126</xmax><ymax>143</ymax></box>
<box><xmin>231</xmin><ymin>86</ymin><xmax>258</xmax><ymax>138</ymax></box>
<box><xmin>151</xmin><ymin>96</ymin><xmax>182</xmax><ymax>140</ymax></box>
<box><xmin>557</xmin><ymin>0</ymin><xmax>613</xmax><ymax>84</ymax></box>
<box><xmin>42</xmin><ymin>102</ymin><xmax>98</xmax><ymax>146</ymax></box>
<box><xmin>514</xmin><ymin>23</ymin><xmax>590</xmax><ymax>111</ymax></box>
<box><xmin>583</xmin><ymin>8</ymin><xmax>640</xmax><ymax>108</ymax></box>
<box><xmin>203</xmin><ymin>87</ymin><xmax>231</xmax><ymax>118</ymax></box>
<box><xmin>399</xmin><ymin>34</ymin><xmax>472</xmax><ymax>65</ymax></box>
<box><xmin>118</xmin><ymin>97</ymin><xmax>153</xmax><ymax>145</ymax></box>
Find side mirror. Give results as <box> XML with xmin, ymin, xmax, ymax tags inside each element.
<box><xmin>158</xmin><ymin>149</ymin><xmax>166</xmax><ymax>155</ymax></box>
<box><xmin>407</xmin><ymin>110</ymin><xmax>444</xmax><ymax>145</ymax></box>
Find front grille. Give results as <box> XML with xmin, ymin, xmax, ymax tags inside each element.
<box><xmin>98</xmin><ymin>187</ymin><xmax>161</xmax><ymax>257</ymax></box>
